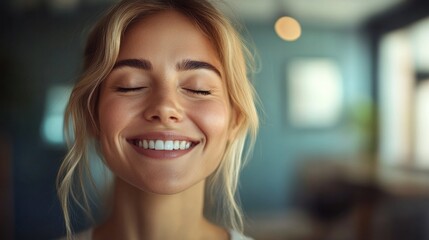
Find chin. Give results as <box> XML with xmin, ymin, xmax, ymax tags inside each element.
<box><xmin>126</xmin><ymin>176</ymin><xmax>204</xmax><ymax>196</ymax></box>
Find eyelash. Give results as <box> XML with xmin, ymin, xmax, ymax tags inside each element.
<box><xmin>115</xmin><ymin>87</ymin><xmax>211</xmax><ymax>95</ymax></box>
<box><xmin>115</xmin><ymin>87</ymin><xmax>145</xmax><ymax>92</ymax></box>
<box><xmin>184</xmin><ymin>88</ymin><xmax>211</xmax><ymax>95</ymax></box>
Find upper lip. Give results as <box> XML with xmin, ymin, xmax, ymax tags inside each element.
<box><xmin>126</xmin><ymin>132</ymin><xmax>200</xmax><ymax>143</ymax></box>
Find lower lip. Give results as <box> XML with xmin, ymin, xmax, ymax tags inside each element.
<box><xmin>130</xmin><ymin>143</ymin><xmax>195</xmax><ymax>159</ymax></box>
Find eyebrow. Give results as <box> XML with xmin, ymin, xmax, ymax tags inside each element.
<box><xmin>112</xmin><ymin>58</ymin><xmax>221</xmax><ymax>77</ymax></box>
<box><xmin>113</xmin><ymin>59</ymin><xmax>152</xmax><ymax>70</ymax></box>
<box><xmin>176</xmin><ymin>59</ymin><xmax>222</xmax><ymax>78</ymax></box>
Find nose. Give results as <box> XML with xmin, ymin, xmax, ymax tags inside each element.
<box><xmin>143</xmin><ymin>88</ymin><xmax>183</xmax><ymax>124</ymax></box>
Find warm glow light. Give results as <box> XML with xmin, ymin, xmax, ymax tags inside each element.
<box><xmin>275</xmin><ymin>16</ymin><xmax>301</xmax><ymax>41</ymax></box>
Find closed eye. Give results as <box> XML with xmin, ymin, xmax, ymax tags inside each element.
<box><xmin>183</xmin><ymin>88</ymin><xmax>211</xmax><ymax>95</ymax></box>
<box><xmin>115</xmin><ymin>87</ymin><xmax>146</xmax><ymax>92</ymax></box>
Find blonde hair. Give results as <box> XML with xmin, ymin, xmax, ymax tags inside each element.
<box><xmin>57</xmin><ymin>0</ymin><xmax>259</xmax><ymax>237</ymax></box>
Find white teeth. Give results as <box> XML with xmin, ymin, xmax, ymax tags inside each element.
<box><xmin>165</xmin><ymin>140</ymin><xmax>174</xmax><ymax>150</ymax></box>
<box><xmin>155</xmin><ymin>140</ymin><xmax>164</xmax><ymax>150</ymax></box>
<box><xmin>136</xmin><ymin>139</ymin><xmax>193</xmax><ymax>150</ymax></box>
<box><xmin>179</xmin><ymin>141</ymin><xmax>186</xmax><ymax>150</ymax></box>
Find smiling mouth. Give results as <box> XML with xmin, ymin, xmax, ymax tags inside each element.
<box><xmin>130</xmin><ymin>139</ymin><xmax>196</xmax><ymax>150</ymax></box>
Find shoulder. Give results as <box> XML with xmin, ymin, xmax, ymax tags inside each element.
<box><xmin>58</xmin><ymin>228</ymin><xmax>93</xmax><ymax>240</ymax></box>
<box><xmin>229</xmin><ymin>229</ymin><xmax>254</xmax><ymax>240</ymax></box>
<box><xmin>59</xmin><ymin>228</ymin><xmax>251</xmax><ymax>240</ymax></box>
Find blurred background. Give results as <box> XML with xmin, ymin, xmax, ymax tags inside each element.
<box><xmin>2</xmin><ymin>0</ymin><xmax>429</xmax><ymax>239</ymax></box>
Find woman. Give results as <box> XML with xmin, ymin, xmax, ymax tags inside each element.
<box><xmin>57</xmin><ymin>0</ymin><xmax>259</xmax><ymax>239</ymax></box>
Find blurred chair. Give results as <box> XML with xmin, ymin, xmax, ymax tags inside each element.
<box><xmin>294</xmin><ymin>159</ymin><xmax>386</xmax><ymax>240</ymax></box>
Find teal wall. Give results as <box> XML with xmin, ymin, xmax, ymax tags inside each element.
<box><xmin>239</xmin><ymin>22</ymin><xmax>373</xmax><ymax>212</ymax></box>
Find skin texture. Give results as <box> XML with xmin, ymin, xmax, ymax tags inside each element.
<box><xmin>94</xmin><ymin>10</ymin><xmax>236</xmax><ymax>240</ymax></box>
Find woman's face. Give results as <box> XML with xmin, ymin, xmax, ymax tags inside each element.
<box><xmin>98</xmin><ymin>10</ymin><xmax>235</xmax><ymax>194</ymax></box>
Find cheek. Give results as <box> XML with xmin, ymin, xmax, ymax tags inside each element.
<box><xmin>97</xmin><ymin>97</ymin><xmax>137</xmax><ymax>179</ymax></box>
<box><xmin>97</xmin><ymin>95</ymin><xmax>135</xmax><ymax>158</ymax></box>
<box><xmin>98</xmin><ymin>95</ymin><xmax>133</xmax><ymax>137</ymax></box>
<box><xmin>190</xmin><ymin>100</ymin><xmax>231</xmax><ymax>144</ymax></box>
<box><xmin>195</xmin><ymin>101</ymin><xmax>231</xmax><ymax>178</ymax></box>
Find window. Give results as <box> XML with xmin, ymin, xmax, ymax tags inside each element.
<box><xmin>287</xmin><ymin>58</ymin><xmax>343</xmax><ymax>128</ymax></box>
<box><xmin>378</xmin><ymin>17</ymin><xmax>429</xmax><ymax>169</ymax></box>
<box><xmin>41</xmin><ymin>85</ymin><xmax>72</xmax><ymax>145</ymax></box>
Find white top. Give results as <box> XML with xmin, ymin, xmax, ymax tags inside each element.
<box><xmin>61</xmin><ymin>228</ymin><xmax>253</xmax><ymax>240</ymax></box>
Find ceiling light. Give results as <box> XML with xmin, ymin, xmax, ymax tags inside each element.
<box><xmin>275</xmin><ymin>16</ymin><xmax>302</xmax><ymax>41</ymax></box>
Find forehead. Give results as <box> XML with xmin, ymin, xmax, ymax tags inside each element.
<box><xmin>127</xmin><ymin>10</ymin><xmax>198</xmax><ymax>34</ymax></box>
<box><xmin>117</xmin><ymin>10</ymin><xmax>221</xmax><ymax>66</ymax></box>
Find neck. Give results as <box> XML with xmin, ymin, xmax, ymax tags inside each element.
<box><xmin>94</xmin><ymin>177</ymin><xmax>227</xmax><ymax>240</ymax></box>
